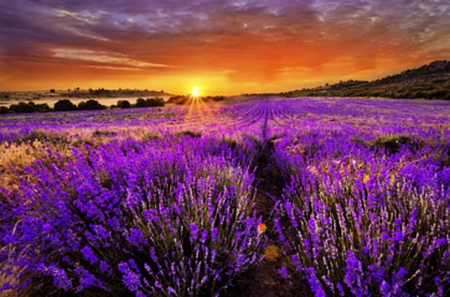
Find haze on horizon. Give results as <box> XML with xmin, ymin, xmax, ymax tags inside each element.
<box><xmin>1</xmin><ymin>0</ymin><xmax>449</xmax><ymax>95</ymax></box>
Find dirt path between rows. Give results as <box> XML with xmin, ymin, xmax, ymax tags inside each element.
<box><xmin>225</xmin><ymin>107</ymin><xmax>307</xmax><ymax>297</ymax></box>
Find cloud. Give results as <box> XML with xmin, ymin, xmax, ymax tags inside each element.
<box><xmin>52</xmin><ymin>48</ymin><xmax>170</xmax><ymax>68</ymax></box>
<box><xmin>1</xmin><ymin>0</ymin><xmax>449</xmax><ymax>92</ymax></box>
<box><xmin>53</xmin><ymin>9</ymin><xmax>106</xmax><ymax>25</ymax></box>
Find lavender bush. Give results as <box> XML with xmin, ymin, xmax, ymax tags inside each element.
<box><xmin>1</xmin><ymin>134</ymin><xmax>264</xmax><ymax>296</ymax></box>
<box><xmin>270</xmin><ymin>99</ymin><xmax>450</xmax><ymax>296</ymax></box>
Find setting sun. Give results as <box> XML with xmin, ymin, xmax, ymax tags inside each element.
<box><xmin>192</xmin><ymin>87</ymin><xmax>200</xmax><ymax>97</ymax></box>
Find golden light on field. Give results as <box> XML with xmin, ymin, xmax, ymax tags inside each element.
<box><xmin>182</xmin><ymin>85</ymin><xmax>218</xmax><ymax>128</ymax></box>
<box><xmin>192</xmin><ymin>87</ymin><xmax>200</xmax><ymax>98</ymax></box>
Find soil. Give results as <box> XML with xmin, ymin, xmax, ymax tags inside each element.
<box><xmin>225</xmin><ymin>135</ymin><xmax>309</xmax><ymax>297</ymax></box>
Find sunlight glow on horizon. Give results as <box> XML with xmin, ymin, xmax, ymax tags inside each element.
<box><xmin>192</xmin><ymin>87</ymin><xmax>200</xmax><ymax>97</ymax></box>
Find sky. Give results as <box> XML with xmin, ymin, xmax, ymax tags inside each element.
<box><xmin>1</xmin><ymin>0</ymin><xmax>449</xmax><ymax>95</ymax></box>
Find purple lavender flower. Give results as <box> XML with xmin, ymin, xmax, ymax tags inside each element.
<box><xmin>74</xmin><ymin>266</ymin><xmax>97</xmax><ymax>292</ymax></box>
<box><xmin>278</xmin><ymin>266</ymin><xmax>290</xmax><ymax>279</ymax></box>
<box><xmin>306</xmin><ymin>268</ymin><xmax>326</xmax><ymax>297</ymax></box>
<box><xmin>211</xmin><ymin>227</ymin><xmax>218</xmax><ymax>242</ymax></box>
<box><xmin>189</xmin><ymin>222</ymin><xmax>199</xmax><ymax>242</ymax></box>
<box><xmin>80</xmin><ymin>246</ymin><xmax>98</xmax><ymax>265</ymax></box>
<box><xmin>99</xmin><ymin>260</ymin><xmax>111</xmax><ymax>275</ymax></box>
<box><xmin>118</xmin><ymin>262</ymin><xmax>141</xmax><ymax>292</ymax></box>
<box><xmin>126</xmin><ymin>228</ymin><xmax>147</xmax><ymax>247</ymax></box>
<box><xmin>52</xmin><ymin>268</ymin><xmax>73</xmax><ymax>291</ymax></box>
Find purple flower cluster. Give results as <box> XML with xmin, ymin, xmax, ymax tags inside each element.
<box><xmin>0</xmin><ymin>132</ymin><xmax>264</xmax><ymax>296</ymax></box>
<box><xmin>1</xmin><ymin>97</ymin><xmax>450</xmax><ymax>296</ymax></box>
<box><xmin>269</xmin><ymin>98</ymin><xmax>450</xmax><ymax>296</ymax></box>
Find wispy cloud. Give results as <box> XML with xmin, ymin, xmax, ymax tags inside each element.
<box><xmin>53</xmin><ymin>9</ymin><xmax>107</xmax><ymax>25</ymax></box>
<box><xmin>52</xmin><ymin>48</ymin><xmax>170</xmax><ymax>68</ymax></box>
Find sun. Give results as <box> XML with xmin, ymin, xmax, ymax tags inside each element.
<box><xmin>192</xmin><ymin>87</ymin><xmax>200</xmax><ymax>97</ymax></box>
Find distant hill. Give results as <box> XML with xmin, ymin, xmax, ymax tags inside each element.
<box><xmin>276</xmin><ymin>60</ymin><xmax>450</xmax><ymax>100</ymax></box>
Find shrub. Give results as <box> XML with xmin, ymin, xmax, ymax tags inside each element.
<box><xmin>35</xmin><ymin>103</ymin><xmax>51</xmax><ymax>112</ymax></box>
<box><xmin>135</xmin><ymin>98</ymin><xmax>165</xmax><ymax>108</ymax></box>
<box><xmin>78</xmin><ymin>100</ymin><xmax>106</xmax><ymax>110</ymax></box>
<box><xmin>54</xmin><ymin>99</ymin><xmax>77</xmax><ymax>111</ymax></box>
<box><xmin>8</xmin><ymin>102</ymin><xmax>36</xmax><ymax>113</ymax></box>
<box><xmin>145</xmin><ymin>98</ymin><xmax>164</xmax><ymax>107</ymax></box>
<box><xmin>135</xmin><ymin>98</ymin><xmax>146</xmax><ymax>107</ymax></box>
<box><xmin>117</xmin><ymin>100</ymin><xmax>131</xmax><ymax>109</ymax></box>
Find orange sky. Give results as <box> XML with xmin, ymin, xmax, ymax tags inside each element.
<box><xmin>1</xmin><ymin>0</ymin><xmax>449</xmax><ymax>95</ymax></box>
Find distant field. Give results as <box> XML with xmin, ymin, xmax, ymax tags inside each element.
<box><xmin>1</xmin><ymin>97</ymin><xmax>449</xmax><ymax>296</ymax></box>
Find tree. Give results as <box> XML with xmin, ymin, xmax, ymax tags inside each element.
<box><xmin>135</xmin><ymin>98</ymin><xmax>147</xmax><ymax>108</ymax></box>
<box><xmin>135</xmin><ymin>97</ymin><xmax>165</xmax><ymax>107</ymax></box>
<box><xmin>54</xmin><ymin>99</ymin><xmax>77</xmax><ymax>111</ymax></box>
<box><xmin>10</xmin><ymin>102</ymin><xmax>38</xmax><ymax>113</ymax></box>
<box><xmin>78</xmin><ymin>100</ymin><xmax>106</xmax><ymax>110</ymax></box>
<box><xmin>35</xmin><ymin>103</ymin><xmax>51</xmax><ymax>112</ymax></box>
<box><xmin>0</xmin><ymin>106</ymin><xmax>9</xmax><ymax>114</ymax></box>
<box><xmin>117</xmin><ymin>100</ymin><xmax>131</xmax><ymax>109</ymax></box>
<box><xmin>145</xmin><ymin>97</ymin><xmax>165</xmax><ymax>107</ymax></box>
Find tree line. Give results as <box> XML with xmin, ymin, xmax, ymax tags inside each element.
<box><xmin>0</xmin><ymin>97</ymin><xmax>165</xmax><ymax>114</ymax></box>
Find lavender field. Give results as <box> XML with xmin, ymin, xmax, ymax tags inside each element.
<box><xmin>1</xmin><ymin>97</ymin><xmax>449</xmax><ymax>296</ymax></box>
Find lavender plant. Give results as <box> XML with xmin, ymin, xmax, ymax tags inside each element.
<box><xmin>273</xmin><ymin>127</ymin><xmax>450</xmax><ymax>296</ymax></box>
<box><xmin>0</xmin><ymin>135</ymin><xmax>264</xmax><ymax>296</ymax></box>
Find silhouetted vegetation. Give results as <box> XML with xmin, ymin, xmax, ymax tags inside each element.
<box><xmin>54</xmin><ymin>99</ymin><xmax>77</xmax><ymax>111</ymax></box>
<box><xmin>0</xmin><ymin>101</ymin><xmax>52</xmax><ymax>114</ymax></box>
<box><xmin>9</xmin><ymin>102</ymin><xmax>37</xmax><ymax>113</ymax></box>
<box><xmin>251</xmin><ymin>60</ymin><xmax>450</xmax><ymax>100</ymax></box>
<box><xmin>0</xmin><ymin>90</ymin><xmax>225</xmax><ymax>115</ymax></box>
<box><xmin>135</xmin><ymin>97</ymin><xmax>165</xmax><ymax>107</ymax></box>
<box><xmin>0</xmin><ymin>97</ymin><xmax>167</xmax><ymax>114</ymax></box>
<box><xmin>78</xmin><ymin>99</ymin><xmax>107</xmax><ymax>110</ymax></box>
<box><xmin>117</xmin><ymin>100</ymin><xmax>131</xmax><ymax>109</ymax></box>
<box><xmin>206</xmin><ymin>95</ymin><xmax>226</xmax><ymax>101</ymax></box>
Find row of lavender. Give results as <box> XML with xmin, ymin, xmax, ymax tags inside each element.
<box><xmin>1</xmin><ymin>97</ymin><xmax>450</xmax><ymax>296</ymax></box>
<box><xmin>263</xmin><ymin>98</ymin><xmax>450</xmax><ymax>296</ymax></box>
<box><xmin>0</xmin><ymin>98</ymin><xmax>270</xmax><ymax>297</ymax></box>
<box><xmin>218</xmin><ymin>97</ymin><xmax>449</xmax><ymax>295</ymax></box>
